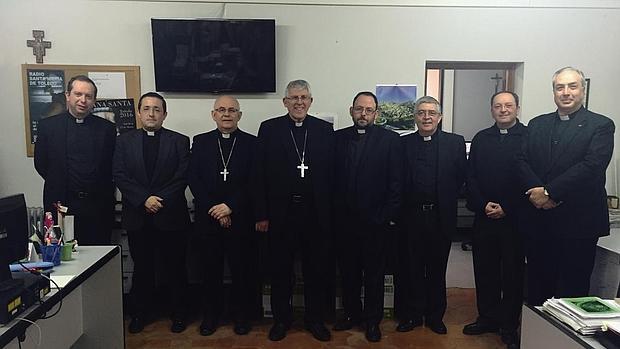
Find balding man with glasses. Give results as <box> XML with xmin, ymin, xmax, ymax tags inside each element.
<box><xmin>254</xmin><ymin>80</ymin><xmax>335</xmax><ymax>342</ymax></box>
<box><xmin>189</xmin><ymin>96</ymin><xmax>259</xmax><ymax>337</ymax></box>
<box><xmin>396</xmin><ymin>96</ymin><xmax>466</xmax><ymax>335</ymax></box>
<box><xmin>332</xmin><ymin>91</ymin><xmax>402</xmax><ymax>342</ymax></box>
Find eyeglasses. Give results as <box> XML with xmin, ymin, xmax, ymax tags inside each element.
<box><xmin>352</xmin><ymin>106</ymin><xmax>377</xmax><ymax>114</ymax></box>
<box><xmin>214</xmin><ymin>107</ymin><xmax>239</xmax><ymax>114</ymax></box>
<box><xmin>285</xmin><ymin>95</ymin><xmax>311</xmax><ymax>102</ymax></box>
<box><xmin>415</xmin><ymin>110</ymin><xmax>439</xmax><ymax>117</ymax></box>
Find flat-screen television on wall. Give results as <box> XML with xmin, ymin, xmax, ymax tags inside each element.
<box><xmin>151</xmin><ymin>18</ymin><xmax>276</xmax><ymax>93</ymax></box>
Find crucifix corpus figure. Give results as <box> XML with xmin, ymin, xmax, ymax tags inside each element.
<box><xmin>26</xmin><ymin>30</ymin><xmax>52</xmax><ymax>64</ymax></box>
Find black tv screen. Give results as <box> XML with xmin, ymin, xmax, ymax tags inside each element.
<box><xmin>0</xmin><ymin>194</ymin><xmax>29</xmax><ymax>291</ymax></box>
<box><xmin>151</xmin><ymin>18</ymin><xmax>276</xmax><ymax>93</ymax></box>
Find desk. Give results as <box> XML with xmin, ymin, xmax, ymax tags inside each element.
<box><xmin>591</xmin><ymin>228</ymin><xmax>620</xmax><ymax>298</ymax></box>
<box><xmin>521</xmin><ymin>304</ymin><xmax>608</xmax><ymax>349</ymax></box>
<box><xmin>0</xmin><ymin>246</ymin><xmax>124</xmax><ymax>349</ymax></box>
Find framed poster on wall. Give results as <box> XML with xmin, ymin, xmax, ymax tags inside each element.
<box><xmin>21</xmin><ymin>64</ymin><xmax>141</xmax><ymax>157</ymax></box>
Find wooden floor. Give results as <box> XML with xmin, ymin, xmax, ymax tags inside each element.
<box><xmin>125</xmin><ymin>288</ymin><xmax>508</xmax><ymax>349</ymax></box>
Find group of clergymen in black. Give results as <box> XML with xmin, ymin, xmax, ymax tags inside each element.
<box><xmin>33</xmin><ymin>67</ymin><xmax>614</xmax><ymax>348</ymax></box>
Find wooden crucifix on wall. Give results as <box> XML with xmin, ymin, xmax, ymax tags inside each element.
<box><xmin>26</xmin><ymin>30</ymin><xmax>52</xmax><ymax>64</ymax></box>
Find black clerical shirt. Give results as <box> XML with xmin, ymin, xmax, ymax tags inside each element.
<box><xmin>142</xmin><ymin>129</ymin><xmax>161</xmax><ymax>181</ymax></box>
<box><xmin>412</xmin><ymin>133</ymin><xmax>438</xmax><ymax>203</ymax></box>
<box><xmin>215</xmin><ymin>131</ymin><xmax>236</xmax><ymax>196</ymax></box>
<box><xmin>288</xmin><ymin>117</ymin><xmax>312</xmax><ymax>197</ymax></box>
<box><xmin>345</xmin><ymin>126</ymin><xmax>370</xmax><ymax>209</ymax></box>
<box><xmin>66</xmin><ymin>114</ymin><xmax>97</xmax><ymax>192</ymax></box>
<box><xmin>551</xmin><ymin>110</ymin><xmax>577</xmax><ymax>158</ymax></box>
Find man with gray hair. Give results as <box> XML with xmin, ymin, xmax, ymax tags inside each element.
<box><xmin>396</xmin><ymin>96</ymin><xmax>466</xmax><ymax>335</ymax></box>
<box><xmin>517</xmin><ymin>67</ymin><xmax>615</xmax><ymax>305</ymax></box>
<box><xmin>254</xmin><ymin>80</ymin><xmax>335</xmax><ymax>342</ymax></box>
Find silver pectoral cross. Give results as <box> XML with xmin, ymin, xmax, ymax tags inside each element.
<box><xmin>220</xmin><ymin>168</ymin><xmax>229</xmax><ymax>181</ymax></box>
<box><xmin>297</xmin><ymin>162</ymin><xmax>309</xmax><ymax>178</ymax></box>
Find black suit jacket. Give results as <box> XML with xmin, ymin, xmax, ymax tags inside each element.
<box><xmin>517</xmin><ymin>107</ymin><xmax>615</xmax><ymax>239</ymax></box>
<box><xmin>402</xmin><ymin>130</ymin><xmax>467</xmax><ymax>237</ymax></box>
<box><xmin>188</xmin><ymin>129</ymin><xmax>257</xmax><ymax>234</ymax></box>
<box><xmin>334</xmin><ymin>125</ymin><xmax>403</xmax><ymax>227</ymax></box>
<box><xmin>34</xmin><ymin>112</ymin><xmax>116</xmax><ymax>212</ymax></box>
<box><xmin>113</xmin><ymin>128</ymin><xmax>191</xmax><ymax>231</ymax></box>
<box><xmin>254</xmin><ymin>115</ymin><xmax>334</xmax><ymax>232</ymax></box>
<box><xmin>467</xmin><ymin>122</ymin><xmax>527</xmax><ymax>222</ymax></box>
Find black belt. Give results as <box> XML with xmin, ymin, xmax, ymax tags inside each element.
<box><xmin>291</xmin><ymin>194</ymin><xmax>304</xmax><ymax>204</ymax></box>
<box><xmin>69</xmin><ymin>191</ymin><xmax>91</xmax><ymax>199</ymax></box>
<box><xmin>415</xmin><ymin>203</ymin><xmax>436</xmax><ymax>212</ymax></box>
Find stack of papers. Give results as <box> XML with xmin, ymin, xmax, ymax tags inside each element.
<box><xmin>543</xmin><ymin>297</ymin><xmax>620</xmax><ymax>335</ymax></box>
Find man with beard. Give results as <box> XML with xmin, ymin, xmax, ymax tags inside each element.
<box><xmin>332</xmin><ymin>91</ymin><xmax>402</xmax><ymax>342</ymax></box>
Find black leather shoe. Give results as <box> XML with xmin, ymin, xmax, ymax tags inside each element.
<box><xmin>305</xmin><ymin>322</ymin><xmax>331</xmax><ymax>341</ymax></box>
<box><xmin>128</xmin><ymin>316</ymin><xmax>145</xmax><ymax>334</ymax></box>
<box><xmin>170</xmin><ymin>318</ymin><xmax>187</xmax><ymax>333</ymax></box>
<box><xmin>333</xmin><ymin>316</ymin><xmax>359</xmax><ymax>331</ymax></box>
<box><xmin>268</xmin><ymin>322</ymin><xmax>289</xmax><ymax>341</ymax></box>
<box><xmin>199</xmin><ymin>318</ymin><xmax>217</xmax><ymax>336</ymax></box>
<box><xmin>233</xmin><ymin>320</ymin><xmax>252</xmax><ymax>335</ymax></box>
<box><xmin>463</xmin><ymin>321</ymin><xmax>499</xmax><ymax>335</ymax></box>
<box><xmin>428</xmin><ymin>321</ymin><xmax>448</xmax><ymax>335</ymax></box>
<box><xmin>501</xmin><ymin>329</ymin><xmax>519</xmax><ymax>348</ymax></box>
<box><xmin>396</xmin><ymin>318</ymin><xmax>423</xmax><ymax>332</ymax></box>
<box><xmin>365</xmin><ymin>324</ymin><xmax>382</xmax><ymax>342</ymax></box>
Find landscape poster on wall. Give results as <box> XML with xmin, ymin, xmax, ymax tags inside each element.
<box><xmin>376</xmin><ymin>84</ymin><xmax>417</xmax><ymax>134</ymax></box>
<box><xmin>26</xmin><ymin>69</ymin><xmax>66</xmax><ymax>144</ymax></box>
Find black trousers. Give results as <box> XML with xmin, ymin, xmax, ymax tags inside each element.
<box><xmin>337</xmin><ymin>218</ymin><xmax>387</xmax><ymax>326</ymax></box>
<box><xmin>127</xmin><ymin>219</ymin><xmax>188</xmax><ymax>318</ymax></box>
<box><xmin>201</xmin><ymin>223</ymin><xmax>259</xmax><ymax>322</ymax></box>
<box><xmin>397</xmin><ymin>208</ymin><xmax>451</xmax><ymax>324</ymax></box>
<box><xmin>66</xmin><ymin>193</ymin><xmax>113</xmax><ymax>245</ymax></box>
<box><xmin>268</xmin><ymin>199</ymin><xmax>329</xmax><ymax>325</ymax></box>
<box><xmin>472</xmin><ymin>217</ymin><xmax>524</xmax><ymax>330</ymax></box>
<box><xmin>526</xmin><ymin>235</ymin><xmax>598</xmax><ymax>306</ymax></box>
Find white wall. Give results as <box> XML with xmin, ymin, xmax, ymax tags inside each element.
<box><xmin>452</xmin><ymin>69</ymin><xmax>504</xmax><ymax>141</ymax></box>
<box><xmin>1</xmin><ymin>0</ymin><xmax>619</xmax><ymax>206</ymax></box>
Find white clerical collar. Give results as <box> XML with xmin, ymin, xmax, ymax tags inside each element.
<box><xmin>423</xmin><ymin>135</ymin><xmax>432</xmax><ymax>141</ymax></box>
<box><xmin>75</xmin><ymin>118</ymin><xmax>84</xmax><ymax>124</ymax></box>
<box><xmin>295</xmin><ymin>121</ymin><xmax>303</xmax><ymax>127</ymax></box>
<box><xmin>357</xmin><ymin>128</ymin><xmax>366</xmax><ymax>134</ymax></box>
<box><xmin>559</xmin><ymin>114</ymin><xmax>570</xmax><ymax>121</ymax></box>
<box><xmin>221</xmin><ymin>132</ymin><xmax>231</xmax><ymax>139</ymax></box>
<box><xmin>499</xmin><ymin>129</ymin><xmax>508</xmax><ymax>134</ymax></box>
<box><xmin>146</xmin><ymin>131</ymin><xmax>155</xmax><ymax>136</ymax></box>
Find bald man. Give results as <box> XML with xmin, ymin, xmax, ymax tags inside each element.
<box><xmin>189</xmin><ymin>96</ymin><xmax>259</xmax><ymax>336</ymax></box>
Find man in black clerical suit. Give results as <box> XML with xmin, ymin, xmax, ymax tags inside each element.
<box><xmin>188</xmin><ymin>96</ymin><xmax>258</xmax><ymax>337</ymax></box>
<box><xmin>463</xmin><ymin>91</ymin><xmax>527</xmax><ymax>349</ymax></box>
<box><xmin>34</xmin><ymin>75</ymin><xmax>116</xmax><ymax>245</ymax></box>
<box><xmin>396</xmin><ymin>96</ymin><xmax>466</xmax><ymax>335</ymax></box>
<box><xmin>518</xmin><ymin>67</ymin><xmax>615</xmax><ymax>306</ymax></box>
<box><xmin>254</xmin><ymin>80</ymin><xmax>334</xmax><ymax>342</ymax></box>
<box><xmin>113</xmin><ymin>92</ymin><xmax>191</xmax><ymax>334</ymax></box>
<box><xmin>332</xmin><ymin>91</ymin><xmax>402</xmax><ymax>342</ymax></box>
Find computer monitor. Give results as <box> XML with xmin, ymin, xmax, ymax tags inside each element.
<box><xmin>0</xmin><ymin>194</ymin><xmax>29</xmax><ymax>291</ymax></box>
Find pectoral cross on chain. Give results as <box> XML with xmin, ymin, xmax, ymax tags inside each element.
<box><xmin>297</xmin><ymin>162</ymin><xmax>309</xmax><ymax>178</ymax></box>
<box><xmin>220</xmin><ymin>168</ymin><xmax>229</xmax><ymax>181</ymax></box>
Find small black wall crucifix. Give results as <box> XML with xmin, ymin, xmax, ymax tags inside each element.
<box><xmin>490</xmin><ymin>72</ymin><xmax>504</xmax><ymax>93</ymax></box>
<box><xmin>26</xmin><ymin>30</ymin><xmax>52</xmax><ymax>64</ymax></box>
